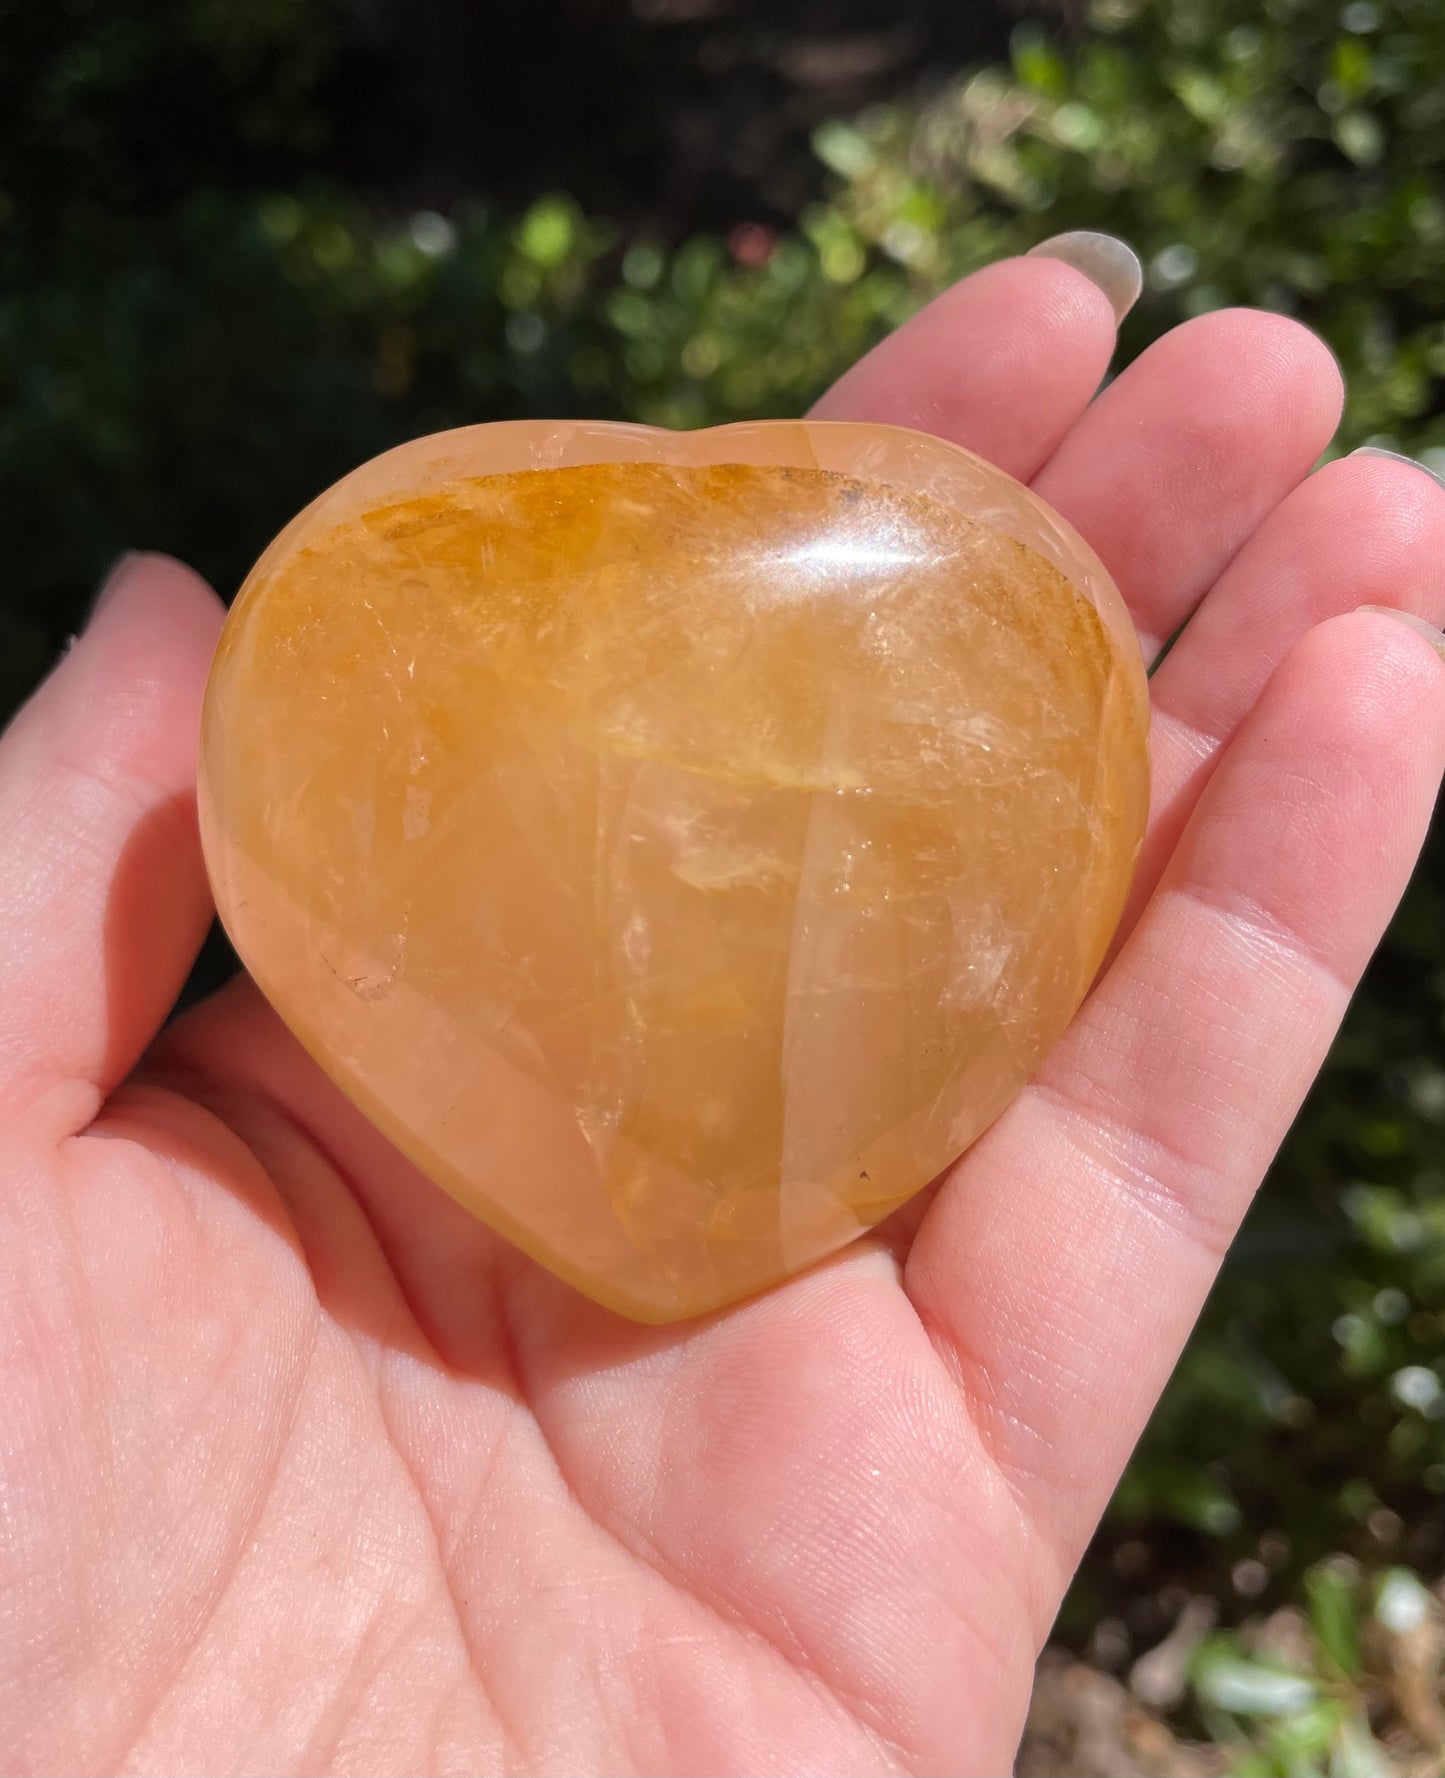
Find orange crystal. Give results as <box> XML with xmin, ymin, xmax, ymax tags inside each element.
<box><xmin>198</xmin><ymin>420</ymin><xmax>1149</xmax><ymax>1321</ymax></box>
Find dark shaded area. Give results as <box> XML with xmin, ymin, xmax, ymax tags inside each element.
<box><xmin>396</xmin><ymin>0</ymin><xmax>1021</xmax><ymax>228</ymax></box>
<box><xmin>0</xmin><ymin>0</ymin><xmax>1027</xmax><ymax>712</ymax></box>
<box><xmin>0</xmin><ymin>0</ymin><xmax>1024</xmax><ymax>241</ymax></box>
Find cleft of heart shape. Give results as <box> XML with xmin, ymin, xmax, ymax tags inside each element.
<box><xmin>199</xmin><ymin>419</ymin><xmax>1150</xmax><ymax>1321</ymax></box>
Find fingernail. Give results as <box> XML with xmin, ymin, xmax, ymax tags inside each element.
<box><xmin>1351</xmin><ymin>446</ymin><xmax>1445</xmax><ymax>490</ymax></box>
<box><xmin>1026</xmin><ymin>230</ymin><xmax>1142</xmax><ymax>323</ymax></box>
<box><xmin>1358</xmin><ymin>605</ymin><xmax>1445</xmax><ymax>660</ymax></box>
<box><xmin>86</xmin><ymin>551</ymin><xmax>142</xmax><ymax>626</ymax></box>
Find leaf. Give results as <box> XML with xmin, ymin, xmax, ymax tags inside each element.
<box><xmin>1333</xmin><ymin>111</ymin><xmax>1384</xmax><ymax>165</ymax></box>
<box><xmin>1375</xmin><ymin>1566</ymin><xmax>1432</xmax><ymax>1633</ymax></box>
<box><xmin>516</xmin><ymin>196</ymin><xmax>580</xmax><ymax>270</ymax></box>
<box><xmin>1305</xmin><ymin>1558</ymin><xmax>1362</xmax><ymax>1678</ymax></box>
<box><xmin>1193</xmin><ymin>1638</ymin><xmax>1319</xmax><ymax>1717</ymax></box>
<box><xmin>1328</xmin><ymin>1712</ymin><xmax>1389</xmax><ymax>1778</ymax></box>
<box><xmin>812</xmin><ymin>121</ymin><xmax>875</xmax><ymax>181</ymax></box>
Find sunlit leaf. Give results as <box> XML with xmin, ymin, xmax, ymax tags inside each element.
<box><xmin>1304</xmin><ymin>1559</ymin><xmax>1362</xmax><ymax>1678</ymax></box>
<box><xmin>1193</xmin><ymin>1639</ymin><xmax>1319</xmax><ymax>1717</ymax></box>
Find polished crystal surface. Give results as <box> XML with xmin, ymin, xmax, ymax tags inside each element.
<box><xmin>199</xmin><ymin>420</ymin><xmax>1150</xmax><ymax>1321</ymax></box>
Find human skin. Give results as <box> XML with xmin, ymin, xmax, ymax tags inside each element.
<box><xmin>2</xmin><ymin>246</ymin><xmax>1444</xmax><ymax>1777</ymax></box>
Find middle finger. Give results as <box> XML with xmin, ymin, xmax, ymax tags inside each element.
<box><xmin>1031</xmin><ymin>306</ymin><xmax>1344</xmax><ymax>659</ymax></box>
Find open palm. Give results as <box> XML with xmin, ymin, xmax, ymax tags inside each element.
<box><xmin>5</xmin><ymin>247</ymin><xmax>1445</xmax><ymax>1777</ymax></box>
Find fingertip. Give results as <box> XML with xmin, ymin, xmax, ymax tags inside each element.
<box><xmin>86</xmin><ymin>551</ymin><xmax>146</xmax><ymax>624</ymax></box>
<box><xmin>1032</xmin><ymin>304</ymin><xmax>1347</xmax><ymax>656</ymax></box>
<box><xmin>925</xmin><ymin>253</ymin><xmax>1125</xmax><ymax>362</ymax></box>
<box><xmin>71</xmin><ymin>554</ymin><xmax>225</xmax><ymax>747</ymax></box>
<box><xmin>810</xmin><ymin>253</ymin><xmax>1120</xmax><ymax>479</ymax></box>
<box><xmin>12</xmin><ymin>554</ymin><xmax>224</xmax><ymax>767</ymax></box>
<box><xmin>1025</xmin><ymin>230</ymin><xmax>1142</xmax><ymax>324</ymax></box>
<box><xmin>1184</xmin><ymin>306</ymin><xmax>1345</xmax><ymax>424</ymax></box>
<box><xmin>84</xmin><ymin>550</ymin><xmax>226</xmax><ymax>643</ymax></box>
<box><xmin>1267</xmin><ymin>608</ymin><xmax>1445</xmax><ymax>827</ymax></box>
<box><xmin>1350</xmin><ymin>445</ymin><xmax>1445</xmax><ymax>492</ymax></box>
<box><xmin>1352</xmin><ymin>604</ymin><xmax>1445</xmax><ymax>669</ymax></box>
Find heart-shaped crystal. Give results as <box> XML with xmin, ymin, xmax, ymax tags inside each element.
<box><xmin>199</xmin><ymin>420</ymin><xmax>1149</xmax><ymax>1321</ymax></box>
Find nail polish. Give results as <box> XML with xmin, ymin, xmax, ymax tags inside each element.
<box><xmin>1358</xmin><ymin>605</ymin><xmax>1445</xmax><ymax>660</ymax></box>
<box><xmin>1350</xmin><ymin>447</ymin><xmax>1445</xmax><ymax>491</ymax></box>
<box><xmin>1026</xmin><ymin>230</ymin><xmax>1143</xmax><ymax>323</ymax></box>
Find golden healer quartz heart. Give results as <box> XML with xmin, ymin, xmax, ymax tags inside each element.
<box><xmin>198</xmin><ymin>420</ymin><xmax>1150</xmax><ymax>1321</ymax></box>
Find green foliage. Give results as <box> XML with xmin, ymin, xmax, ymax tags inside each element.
<box><xmin>1186</xmin><ymin>1558</ymin><xmax>1445</xmax><ymax>1773</ymax></box>
<box><xmin>4</xmin><ymin>0</ymin><xmax>1445</xmax><ymax>1619</ymax></box>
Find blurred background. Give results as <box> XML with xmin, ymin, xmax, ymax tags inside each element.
<box><xmin>4</xmin><ymin>0</ymin><xmax>1445</xmax><ymax>1768</ymax></box>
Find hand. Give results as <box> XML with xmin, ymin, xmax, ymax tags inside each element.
<box><xmin>4</xmin><ymin>243</ymin><xmax>1443</xmax><ymax>1778</ymax></box>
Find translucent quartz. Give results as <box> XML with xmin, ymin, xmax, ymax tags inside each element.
<box><xmin>199</xmin><ymin>420</ymin><xmax>1150</xmax><ymax>1321</ymax></box>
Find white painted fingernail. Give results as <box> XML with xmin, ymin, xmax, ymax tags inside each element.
<box><xmin>1351</xmin><ymin>446</ymin><xmax>1445</xmax><ymax>491</ymax></box>
<box><xmin>1026</xmin><ymin>230</ymin><xmax>1142</xmax><ymax>323</ymax></box>
<box><xmin>1358</xmin><ymin>605</ymin><xmax>1445</xmax><ymax>660</ymax></box>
